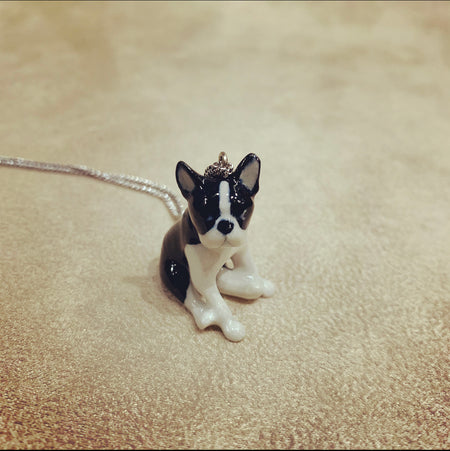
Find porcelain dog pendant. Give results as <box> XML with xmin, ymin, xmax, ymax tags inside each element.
<box><xmin>159</xmin><ymin>152</ymin><xmax>275</xmax><ymax>341</ymax></box>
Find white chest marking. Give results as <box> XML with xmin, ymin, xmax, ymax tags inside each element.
<box><xmin>185</xmin><ymin>243</ymin><xmax>236</xmax><ymax>292</ymax></box>
<box><xmin>219</xmin><ymin>181</ymin><xmax>231</xmax><ymax>217</ymax></box>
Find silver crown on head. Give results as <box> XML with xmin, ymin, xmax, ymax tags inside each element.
<box><xmin>204</xmin><ymin>152</ymin><xmax>234</xmax><ymax>179</ymax></box>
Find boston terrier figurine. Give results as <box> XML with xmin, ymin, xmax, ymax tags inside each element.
<box><xmin>159</xmin><ymin>152</ymin><xmax>275</xmax><ymax>341</ymax></box>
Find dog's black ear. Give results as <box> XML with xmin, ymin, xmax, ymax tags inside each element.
<box><xmin>176</xmin><ymin>161</ymin><xmax>202</xmax><ymax>199</ymax></box>
<box><xmin>233</xmin><ymin>153</ymin><xmax>261</xmax><ymax>196</ymax></box>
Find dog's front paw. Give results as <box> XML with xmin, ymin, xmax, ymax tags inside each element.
<box><xmin>221</xmin><ymin>317</ymin><xmax>246</xmax><ymax>342</ymax></box>
<box><xmin>261</xmin><ymin>278</ymin><xmax>275</xmax><ymax>298</ymax></box>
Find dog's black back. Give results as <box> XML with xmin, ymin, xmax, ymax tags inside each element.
<box><xmin>159</xmin><ymin>211</ymin><xmax>198</xmax><ymax>302</ymax></box>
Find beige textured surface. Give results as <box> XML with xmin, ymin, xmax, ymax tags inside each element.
<box><xmin>1</xmin><ymin>1</ymin><xmax>449</xmax><ymax>449</ymax></box>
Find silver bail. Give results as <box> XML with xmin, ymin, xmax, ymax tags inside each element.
<box><xmin>218</xmin><ymin>151</ymin><xmax>228</xmax><ymax>165</ymax></box>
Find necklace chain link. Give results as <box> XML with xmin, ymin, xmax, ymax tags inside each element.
<box><xmin>0</xmin><ymin>156</ymin><xmax>185</xmax><ymax>220</ymax></box>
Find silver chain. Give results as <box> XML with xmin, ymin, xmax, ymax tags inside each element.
<box><xmin>0</xmin><ymin>155</ymin><xmax>185</xmax><ymax>221</ymax></box>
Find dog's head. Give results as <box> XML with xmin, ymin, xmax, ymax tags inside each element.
<box><xmin>176</xmin><ymin>153</ymin><xmax>261</xmax><ymax>249</ymax></box>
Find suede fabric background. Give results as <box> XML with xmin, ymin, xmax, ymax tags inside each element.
<box><xmin>1</xmin><ymin>2</ymin><xmax>449</xmax><ymax>449</ymax></box>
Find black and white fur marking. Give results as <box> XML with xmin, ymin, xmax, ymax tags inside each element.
<box><xmin>159</xmin><ymin>153</ymin><xmax>274</xmax><ymax>341</ymax></box>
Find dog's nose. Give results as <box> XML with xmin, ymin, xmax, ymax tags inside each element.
<box><xmin>217</xmin><ymin>219</ymin><xmax>234</xmax><ymax>235</ymax></box>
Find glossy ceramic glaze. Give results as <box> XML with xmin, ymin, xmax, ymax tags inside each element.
<box><xmin>160</xmin><ymin>153</ymin><xmax>275</xmax><ymax>341</ymax></box>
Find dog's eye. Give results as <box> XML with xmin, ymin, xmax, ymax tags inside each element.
<box><xmin>240</xmin><ymin>209</ymin><xmax>249</xmax><ymax>221</ymax></box>
<box><xmin>205</xmin><ymin>215</ymin><xmax>215</xmax><ymax>228</ymax></box>
<box><xmin>234</xmin><ymin>198</ymin><xmax>252</xmax><ymax>217</ymax></box>
<box><xmin>232</xmin><ymin>199</ymin><xmax>254</xmax><ymax>229</ymax></box>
